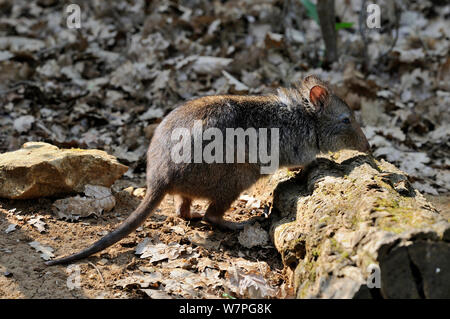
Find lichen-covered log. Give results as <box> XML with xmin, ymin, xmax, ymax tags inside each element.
<box><xmin>257</xmin><ymin>150</ymin><xmax>450</xmax><ymax>298</ymax></box>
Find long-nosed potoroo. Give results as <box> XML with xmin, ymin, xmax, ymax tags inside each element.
<box><xmin>45</xmin><ymin>75</ymin><xmax>370</xmax><ymax>266</ymax></box>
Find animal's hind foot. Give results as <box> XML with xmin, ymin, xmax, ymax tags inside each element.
<box><xmin>202</xmin><ymin>215</ymin><xmax>247</xmax><ymax>231</ymax></box>
<box><xmin>186</xmin><ymin>211</ymin><xmax>204</xmax><ymax>220</ymax></box>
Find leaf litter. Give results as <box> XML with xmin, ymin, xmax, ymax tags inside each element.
<box><xmin>52</xmin><ymin>185</ymin><xmax>116</xmax><ymax>221</ymax></box>
<box><xmin>0</xmin><ymin>0</ymin><xmax>448</xmax><ymax>299</ymax></box>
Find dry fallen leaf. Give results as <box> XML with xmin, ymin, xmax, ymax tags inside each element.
<box><xmin>13</xmin><ymin>115</ymin><xmax>35</xmax><ymax>133</ymax></box>
<box><xmin>135</xmin><ymin>238</ymin><xmax>195</xmax><ymax>262</ymax></box>
<box><xmin>238</xmin><ymin>222</ymin><xmax>269</xmax><ymax>249</ymax></box>
<box><xmin>5</xmin><ymin>224</ymin><xmax>17</xmax><ymax>234</ymax></box>
<box><xmin>238</xmin><ymin>194</ymin><xmax>262</xmax><ymax>209</ymax></box>
<box><xmin>27</xmin><ymin>216</ymin><xmax>46</xmax><ymax>233</ymax></box>
<box><xmin>115</xmin><ymin>273</ymin><xmax>163</xmax><ymax>289</ymax></box>
<box><xmin>226</xmin><ymin>265</ymin><xmax>277</xmax><ymax>299</ymax></box>
<box><xmin>140</xmin><ymin>289</ymin><xmax>173</xmax><ymax>299</ymax></box>
<box><xmin>29</xmin><ymin>241</ymin><xmax>55</xmax><ymax>261</ymax></box>
<box><xmin>191</xmin><ymin>56</ymin><xmax>233</xmax><ymax>75</ymax></box>
<box><xmin>52</xmin><ymin>185</ymin><xmax>116</xmax><ymax>221</ymax></box>
<box><xmin>222</xmin><ymin>70</ymin><xmax>249</xmax><ymax>93</ymax></box>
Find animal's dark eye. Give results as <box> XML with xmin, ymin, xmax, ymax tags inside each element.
<box><xmin>342</xmin><ymin>117</ymin><xmax>350</xmax><ymax>124</ymax></box>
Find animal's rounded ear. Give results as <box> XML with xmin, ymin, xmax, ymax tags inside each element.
<box><xmin>310</xmin><ymin>85</ymin><xmax>329</xmax><ymax>110</ymax></box>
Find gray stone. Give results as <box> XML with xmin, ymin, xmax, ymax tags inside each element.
<box><xmin>0</xmin><ymin>142</ymin><xmax>128</xmax><ymax>199</ymax></box>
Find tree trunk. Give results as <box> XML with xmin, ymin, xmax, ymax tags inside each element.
<box><xmin>317</xmin><ymin>0</ymin><xmax>338</xmax><ymax>64</ymax></box>
<box><xmin>256</xmin><ymin>150</ymin><xmax>450</xmax><ymax>298</ymax></box>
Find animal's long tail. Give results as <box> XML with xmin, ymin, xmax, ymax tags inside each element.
<box><xmin>45</xmin><ymin>186</ymin><xmax>165</xmax><ymax>266</ymax></box>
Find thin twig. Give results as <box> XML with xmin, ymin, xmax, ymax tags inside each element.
<box><xmin>0</xmin><ymin>80</ymin><xmax>38</xmax><ymax>97</ymax></box>
<box><xmin>358</xmin><ymin>0</ymin><xmax>369</xmax><ymax>72</ymax></box>
<box><xmin>88</xmin><ymin>261</ymin><xmax>105</xmax><ymax>285</ymax></box>
<box><xmin>376</xmin><ymin>2</ymin><xmax>401</xmax><ymax>66</ymax></box>
<box><xmin>36</xmin><ymin>41</ymin><xmax>68</xmax><ymax>58</ymax></box>
<box><xmin>358</xmin><ymin>1</ymin><xmax>401</xmax><ymax>74</ymax></box>
<box><xmin>317</xmin><ymin>0</ymin><xmax>338</xmax><ymax>65</ymax></box>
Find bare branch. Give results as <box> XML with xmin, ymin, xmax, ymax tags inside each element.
<box><xmin>317</xmin><ymin>0</ymin><xmax>338</xmax><ymax>64</ymax></box>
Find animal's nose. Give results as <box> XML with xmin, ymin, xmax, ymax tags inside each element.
<box><xmin>361</xmin><ymin>140</ymin><xmax>371</xmax><ymax>153</ymax></box>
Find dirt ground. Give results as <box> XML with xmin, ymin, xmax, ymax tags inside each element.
<box><xmin>1</xmin><ymin>175</ymin><xmax>448</xmax><ymax>299</ymax></box>
<box><xmin>0</xmin><ymin>179</ymin><xmax>287</xmax><ymax>299</ymax></box>
<box><xmin>1</xmin><ymin>0</ymin><xmax>449</xmax><ymax>300</ymax></box>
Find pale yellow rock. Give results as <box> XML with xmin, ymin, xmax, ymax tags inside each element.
<box><xmin>0</xmin><ymin>142</ymin><xmax>129</xmax><ymax>199</ymax></box>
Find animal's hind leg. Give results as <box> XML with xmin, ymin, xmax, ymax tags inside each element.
<box><xmin>174</xmin><ymin>195</ymin><xmax>202</xmax><ymax>220</ymax></box>
<box><xmin>202</xmin><ymin>199</ymin><xmax>246</xmax><ymax>231</ymax></box>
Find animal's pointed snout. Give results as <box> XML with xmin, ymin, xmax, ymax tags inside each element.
<box><xmin>360</xmin><ymin>138</ymin><xmax>371</xmax><ymax>153</ymax></box>
<box><xmin>354</xmin><ymin>123</ymin><xmax>370</xmax><ymax>153</ymax></box>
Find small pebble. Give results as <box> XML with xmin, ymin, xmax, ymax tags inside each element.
<box><xmin>98</xmin><ymin>258</ymin><xmax>108</xmax><ymax>266</ymax></box>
